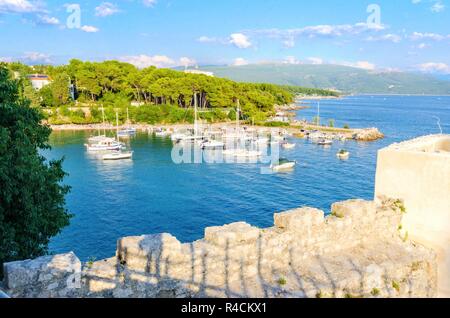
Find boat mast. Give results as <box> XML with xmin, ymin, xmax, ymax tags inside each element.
<box><xmin>116</xmin><ymin>112</ymin><xmax>119</xmax><ymax>142</ymax></box>
<box><xmin>236</xmin><ymin>99</ymin><xmax>240</xmax><ymax>133</ymax></box>
<box><xmin>101</xmin><ymin>104</ymin><xmax>106</xmax><ymax>136</ymax></box>
<box><xmin>126</xmin><ymin>107</ymin><xmax>130</xmax><ymax>126</ymax></box>
<box><xmin>194</xmin><ymin>92</ymin><xmax>198</xmax><ymax>138</ymax></box>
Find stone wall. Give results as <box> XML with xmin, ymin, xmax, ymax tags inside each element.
<box><xmin>2</xmin><ymin>199</ymin><xmax>437</xmax><ymax>298</ymax></box>
<box><xmin>375</xmin><ymin>134</ymin><xmax>450</xmax><ymax>297</ymax></box>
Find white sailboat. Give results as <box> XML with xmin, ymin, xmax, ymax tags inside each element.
<box><xmin>102</xmin><ymin>112</ymin><xmax>133</xmax><ymax>160</ymax></box>
<box><xmin>118</xmin><ymin>108</ymin><xmax>137</xmax><ymax>137</ymax></box>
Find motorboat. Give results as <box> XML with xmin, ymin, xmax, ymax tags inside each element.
<box><xmin>102</xmin><ymin>151</ymin><xmax>133</xmax><ymax>161</ymax></box>
<box><xmin>154</xmin><ymin>128</ymin><xmax>169</xmax><ymax>137</ymax></box>
<box><xmin>317</xmin><ymin>138</ymin><xmax>333</xmax><ymax>146</ymax></box>
<box><xmin>270</xmin><ymin>158</ymin><xmax>296</xmax><ymax>172</ymax></box>
<box><xmin>337</xmin><ymin>149</ymin><xmax>350</xmax><ymax>160</ymax></box>
<box><xmin>118</xmin><ymin>128</ymin><xmax>137</xmax><ymax>137</ymax></box>
<box><xmin>282</xmin><ymin>143</ymin><xmax>296</xmax><ymax>150</ymax></box>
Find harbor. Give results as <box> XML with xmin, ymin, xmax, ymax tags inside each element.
<box><xmin>44</xmin><ymin>95</ymin><xmax>450</xmax><ymax>261</ymax></box>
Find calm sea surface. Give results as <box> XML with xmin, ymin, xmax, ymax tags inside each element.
<box><xmin>46</xmin><ymin>95</ymin><xmax>450</xmax><ymax>260</ymax></box>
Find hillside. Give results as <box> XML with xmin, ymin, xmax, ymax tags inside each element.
<box><xmin>197</xmin><ymin>64</ymin><xmax>450</xmax><ymax>95</ymax></box>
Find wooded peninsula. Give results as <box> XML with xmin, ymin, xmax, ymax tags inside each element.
<box><xmin>4</xmin><ymin>60</ymin><xmax>339</xmax><ymax>126</ymax></box>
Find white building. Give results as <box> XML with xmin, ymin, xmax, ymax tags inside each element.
<box><xmin>27</xmin><ymin>74</ymin><xmax>51</xmax><ymax>90</ymax></box>
<box><xmin>184</xmin><ymin>69</ymin><xmax>214</xmax><ymax>77</ymax></box>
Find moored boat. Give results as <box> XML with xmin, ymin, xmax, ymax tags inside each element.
<box><xmin>270</xmin><ymin>158</ymin><xmax>296</xmax><ymax>171</ymax></box>
<box><xmin>102</xmin><ymin>151</ymin><xmax>133</xmax><ymax>160</ymax></box>
<box><xmin>337</xmin><ymin>149</ymin><xmax>350</xmax><ymax>159</ymax></box>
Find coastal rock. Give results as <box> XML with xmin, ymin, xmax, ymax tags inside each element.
<box><xmin>353</xmin><ymin>127</ymin><xmax>384</xmax><ymax>141</ymax></box>
<box><xmin>3</xmin><ymin>252</ymin><xmax>81</xmax><ymax>298</ymax></box>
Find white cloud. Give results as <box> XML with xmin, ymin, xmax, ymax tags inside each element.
<box><xmin>417</xmin><ymin>43</ymin><xmax>429</xmax><ymax>49</ymax></box>
<box><xmin>229</xmin><ymin>33</ymin><xmax>252</xmax><ymax>49</ymax></box>
<box><xmin>197</xmin><ymin>36</ymin><xmax>217</xmax><ymax>43</ymax></box>
<box><xmin>36</xmin><ymin>14</ymin><xmax>59</xmax><ymax>25</ymax></box>
<box><xmin>232</xmin><ymin>58</ymin><xmax>249</xmax><ymax>66</ymax></box>
<box><xmin>143</xmin><ymin>0</ymin><xmax>157</xmax><ymax>7</ymax></box>
<box><xmin>410</xmin><ymin>31</ymin><xmax>445</xmax><ymax>41</ymax></box>
<box><xmin>95</xmin><ymin>2</ymin><xmax>119</xmax><ymax>17</ymax></box>
<box><xmin>339</xmin><ymin>60</ymin><xmax>376</xmax><ymax>70</ymax></box>
<box><xmin>283</xmin><ymin>56</ymin><xmax>302</xmax><ymax>65</ymax></box>
<box><xmin>22</xmin><ymin>51</ymin><xmax>52</xmax><ymax>63</ymax></box>
<box><xmin>431</xmin><ymin>1</ymin><xmax>445</xmax><ymax>13</ymax></box>
<box><xmin>120</xmin><ymin>54</ymin><xmax>176</xmax><ymax>68</ymax></box>
<box><xmin>0</xmin><ymin>0</ymin><xmax>43</xmax><ymax>13</ymax></box>
<box><xmin>307</xmin><ymin>57</ymin><xmax>324</xmax><ymax>65</ymax></box>
<box><xmin>0</xmin><ymin>56</ymin><xmax>13</xmax><ymax>62</ymax></box>
<box><xmin>0</xmin><ymin>51</ymin><xmax>52</xmax><ymax>64</ymax></box>
<box><xmin>366</xmin><ymin>33</ymin><xmax>402</xmax><ymax>43</ymax></box>
<box><xmin>250</xmin><ymin>22</ymin><xmax>386</xmax><ymax>42</ymax></box>
<box><xmin>282</xmin><ymin>37</ymin><xmax>295</xmax><ymax>48</ymax></box>
<box><xmin>179</xmin><ymin>57</ymin><xmax>196</xmax><ymax>68</ymax></box>
<box><xmin>418</xmin><ymin>62</ymin><xmax>450</xmax><ymax>74</ymax></box>
<box><xmin>80</xmin><ymin>25</ymin><xmax>99</xmax><ymax>33</ymax></box>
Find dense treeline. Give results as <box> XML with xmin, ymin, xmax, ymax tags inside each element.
<box><xmin>280</xmin><ymin>85</ymin><xmax>341</xmax><ymax>97</ymax></box>
<box><xmin>4</xmin><ymin>60</ymin><xmax>339</xmax><ymax>124</ymax></box>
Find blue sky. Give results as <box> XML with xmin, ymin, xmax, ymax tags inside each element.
<box><xmin>0</xmin><ymin>0</ymin><xmax>449</xmax><ymax>74</ymax></box>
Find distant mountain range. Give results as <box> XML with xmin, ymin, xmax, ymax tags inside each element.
<box><xmin>193</xmin><ymin>64</ymin><xmax>450</xmax><ymax>95</ymax></box>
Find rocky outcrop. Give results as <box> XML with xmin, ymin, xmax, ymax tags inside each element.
<box><xmin>353</xmin><ymin>128</ymin><xmax>384</xmax><ymax>141</ymax></box>
<box><xmin>2</xmin><ymin>199</ymin><xmax>437</xmax><ymax>298</ymax></box>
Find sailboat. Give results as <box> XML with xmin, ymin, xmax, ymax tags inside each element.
<box><xmin>102</xmin><ymin>112</ymin><xmax>133</xmax><ymax>160</ymax></box>
<box><xmin>222</xmin><ymin>99</ymin><xmax>262</xmax><ymax>158</ymax></box>
<box><xmin>177</xmin><ymin>93</ymin><xmax>204</xmax><ymax>142</ymax></box>
<box><xmin>88</xmin><ymin>105</ymin><xmax>107</xmax><ymax>143</ymax></box>
<box><xmin>118</xmin><ymin>108</ymin><xmax>137</xmax><ymax>137</ymax></box>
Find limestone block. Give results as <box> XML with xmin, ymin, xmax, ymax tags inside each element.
<box><xmin>331</xmin><ymin>200</ymin><xmax>376</xmax><ymax>221</ymax></box>
<box><xmin>3</xmin><ymin>252</ymin><xmax>81</xmax><ymax>292</ymax></box>
<box><xmin>117</xmin><ymin>233</ymin><xmax>183</xmax><ymax>272</ymax></box>
<box><xmin>204</xmin><ymin>222</ymin><xmax>261</xmax><ymax>247</ymax></box>
<box><xmin>274</xmin><ymin>207</ymin><xmax>325</xmax><ymax>232</ymax></box>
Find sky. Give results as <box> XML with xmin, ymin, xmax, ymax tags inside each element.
<box><xmin>0</xmin><ymin>0</ymin><xmax>449</xmax><ymax>74</ymax></box>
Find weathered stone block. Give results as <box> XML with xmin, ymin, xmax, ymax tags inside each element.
<box><xmin>3</xmin><ymin>252</ymin><xmax>81</xmax><ymax>294</ymax></box>
<box><xmin>204</xmin><ymin>222</ymin><xmax>260</xmax><ymax>247</ymax></box>
<box><xmin>274</xmin><ymin>207</ymin><xmax>324</xmax><ymax>232</ymax></box>
<box><xmin>331</xmin><ymin>200</ymin><xmax>376</xmax><ymax>221</ymax></box>
<box><xmin>117</xmin><ymin>233</ymin><xmax>183</xmax><ymax>272</ymax></box>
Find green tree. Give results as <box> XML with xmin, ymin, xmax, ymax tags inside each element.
<box><xmin>0</xmin><ymin>66</ymin><xmax>72</xmax><ymax>276</ymax></box>
<box><xmin>50</xmin><ymin>73</ymin><xmax>71</xmax><ymax>106</ymax></box>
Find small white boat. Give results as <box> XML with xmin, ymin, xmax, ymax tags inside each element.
<box><xmin>102</xmin><ymin>151</ymin><xmax>133</xmax><ymax>161</ymax></box>
<box><xmin>154</xmin><ymin>128</ymin><xmax>169</xmax><ymax>137</ymax></box>
<box><xmin>118</xmin><ymin>128</ymin><xmax>137</xmax><ymax>137</ymax></box>
<box><xmin>337</xmin><ymin>150</ymin><xmax>350</xmax><ymax>160</ymax></box>
<box><xmin>88</xmin><ymin>135</ymin><xmax>108</xmax><ymax>143</ymax></box>
<box><xmin>85</xmin><ymin>138</ymin><xmax>123</xmax><ymax>152</ymax></box>
<box><xmin>282</xmin><ymin>143</ymin><xmax>296</xmax><ymax>150</ymax></box>
<box><xmin>253</xmin><ymin>137</ymin><xmax>269</xmax><ymax>145</ymax></box>
<box><xmin>317</xmin><ymin>138</ymin><xmax>333</xmax><ymax>146</ymax></box>
<box><xmin>270</xmin><ymin>158</ymin><xmax>296</xmax><ymax>172</ymax></box>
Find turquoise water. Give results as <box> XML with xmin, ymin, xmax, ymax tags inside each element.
<box><xmin>46</xmin><ymin>95</ymin><xmax>450</xmax><ymax>261</ymax></box>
